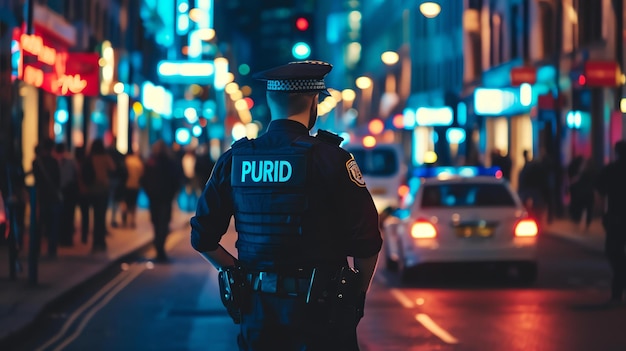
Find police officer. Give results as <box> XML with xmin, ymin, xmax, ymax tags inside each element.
<box><xmin>190</xmin><ymin>60</ymin><xmax>382</xmax><ymax>350</ymax></box>
<box><xmin>595</xmin><ymin>140</ymin><xmax>626</xmax><ymax>305</ymax></box>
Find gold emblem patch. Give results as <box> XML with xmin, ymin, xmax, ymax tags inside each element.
<box><xmin>346</xmin><ymin>158</ymin><xmax>366</xmax><ymax>187</ymax></box>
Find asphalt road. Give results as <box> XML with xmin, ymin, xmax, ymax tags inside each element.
<box><xmin>6</xmin><ymin>226</ymin><xmax>626</xmax><ymax>351</ymax></box>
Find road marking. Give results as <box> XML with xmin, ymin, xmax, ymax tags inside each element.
<box><xmin>415</xmin><ymin>313</ymin><xmax>459</xmax><ymax>344</ymax></box>
<box><xmin>35</xmin><ymin>263</ymin><xmax>146</xmax><ymax>351</ymax></box>
<box><xmin>390</xmin><ymin>288</ymin><xmax>415</xmax><ymax>308</ymax></box>
<box><xmin>52</xmin><ymin>264</ymin><xmax>146</xmax><ymax>351</ymax></box>
<box><xmin>389</xmin><ymin>290</ymin><xmax>460</xmax><ymax>344</ymax></box>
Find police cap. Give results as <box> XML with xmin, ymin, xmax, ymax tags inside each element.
<box><xmin>253</xmin><ymin>60</ymin><xmax>332</xmax><ymax>97</ymax></box>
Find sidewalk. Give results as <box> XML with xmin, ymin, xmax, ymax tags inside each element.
<box><xmin>544</xmin><ymin>217</ymin><xmax>605</xmax><ymax>254</ymax></box>
<box><xmin>0</xmin><ymin>208</ymin><xmax>606</xmax><ymax>344</ymax></box>
<box><xmin>0</xmin><ymin>206</ymin><xmax>192</xmax><ymax>343</ymax></box>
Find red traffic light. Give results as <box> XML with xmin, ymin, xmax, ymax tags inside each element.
<box><xmin>295</xmin><ymin>17</ymin><xmax>309</xmax><ymax>31</ymax></box>
<box><xmin>577</xmin><ymin>74</ymin><xmax>586</xmax><ymax>86</ymax></box>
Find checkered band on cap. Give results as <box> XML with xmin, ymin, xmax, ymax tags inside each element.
<box><xmin>266</xmin><ymin>79</ymin><xmax>327</xmax><ymax>92</ymax></box>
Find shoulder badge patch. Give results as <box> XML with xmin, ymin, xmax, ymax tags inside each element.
<box><xmin>346</xmin><ymin>157</ymin><xmax>366</xmax><ymax>187</ymax></box>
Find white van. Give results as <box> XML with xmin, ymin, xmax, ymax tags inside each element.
<box><xmin>344</xmin><ymin>143</ymin><xmax>407</xmax><ymax>214</ymax></box>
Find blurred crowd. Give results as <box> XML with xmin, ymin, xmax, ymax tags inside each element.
<box><xmin>0</xmin><ymin>138</ymin><xmax>215</xmax><ymax>261</ymax></box>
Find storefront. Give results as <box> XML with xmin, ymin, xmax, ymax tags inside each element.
<box><xmin>11</xmin><ymin>4</ymin><xmax>99</xmax><ymax>185</ymax></box>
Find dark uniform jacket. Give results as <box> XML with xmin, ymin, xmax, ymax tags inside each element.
<box><xmin>190</xmin><ymin>119</ymin><xmax>382</xmax><ymax>271</ymax></box>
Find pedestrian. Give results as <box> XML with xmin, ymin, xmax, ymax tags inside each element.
<box><xmin>193</xmin><ymin>143</ymin><xmax>215</xmax><ymax>192</ymax></box>
<box><xmin>517</xmin><ymin>149</ymin><xmax>545</xmax><ymax>221</ymax></box>
<box><xmin>491</xmin><ymin>148</ymin><xmax>512</xmax><ymax>180</ymax></box>
<box><xmin>75</xmin><ymin>146</ymin><xmax>92</xmax><ymax>244</ymax></box>
<box><xmin>122</xmin><ymin>150</ymin><xmax>144</xmax><ymax>228</ymax></box>
<box><xmin>190</xmin><ymin>61</ymin><xmax>382</xmax><ymax>350</ymax></box>
<box><xmin>569</xmin><ymin>157</ymin><xmax>596</xmax><ymax>230</ymax></box>
<box><xmin>54</xmin><ymin>143</ymin><xmax>79</xmax><ymax>246</ymax></box>
<box><xmin>180</xmin><ymin>148</ymin><xmax>198</xmax><ymax>212</ymax></box>
<box><xmin>141</xmin><ymin>140</ymin><xmax>183</xmax><ymax>262</ymax></box>
<box><xmin>595</xmin><ymin>140</ymin><xmax>626</xmax><ymax>305</ymax></box>
<box><xmin>107</xmin><ymin>139</ymin><xmax>128</xmax><ymax>228</ymax></box>
<box><xmin>32</xmin><ymin>139</ymin><xmax>62</xmax><ymax>258</ymax></box>
<box><xmin>85</xmin><ymin>138</ymin><xmax>116</xmax><ymax>252</ymax></box>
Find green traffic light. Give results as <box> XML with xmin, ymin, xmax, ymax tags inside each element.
<box><xmin>292</xmin><ymin>42</ymin><xmax>311</xmax><ymax>59</ymax></box>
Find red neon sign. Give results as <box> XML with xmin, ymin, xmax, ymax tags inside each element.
<box><xmin>14</xmin><ymin>28</ymin><xmax>100</xmax><ymax>96</ymax></box>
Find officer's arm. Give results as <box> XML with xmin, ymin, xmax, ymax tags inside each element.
<box><xmin>354</xmin><ymin>254</ymin><xmax>378</xmax><ymax>293</ymax></box>
<box><xmin>199</xmin><ymin>245</ymin><xmax>238</xmax><ymax>270</ymax></box>
<box><xmin>191</xmin><ymin>151</ymin><xmax>237</xmax><ymax>270</ymax></box>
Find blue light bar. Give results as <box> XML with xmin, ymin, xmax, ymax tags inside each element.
<box><xmin>411</xmin><ymin>166</ymin><xmax>500</xmax><ymax>178</ymax></box>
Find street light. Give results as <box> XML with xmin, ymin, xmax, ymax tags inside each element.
<box><xmin>356</xmin><ymin>76</ymin><xmax>373</xmax><ymax>126</ymax></box>
<box><xmin>381</xmin><ymin>51</ymin><xmax>399</xmax><ymax>66</ymax></box>
<box><xmin>419</xmin><ymin>2</ymin><xmax>441</xmax><ymax>18</ymax></box>
<box><xmin>355</xmin><ymin>76</ymin><xmax>373</xmax><ymax>90</ymax></box>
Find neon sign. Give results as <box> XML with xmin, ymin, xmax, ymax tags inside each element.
<box><xmin>20</xmin><ymin>33</ymin><xmax>57</xmax><ymax>65</ymax></box>
<box><xmin>13</xmin><ymin>28</ymin><xmax>99</xmax><ymax>96</ymax></box>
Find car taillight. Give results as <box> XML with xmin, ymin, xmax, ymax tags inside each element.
<box><xmin>411</xmin><ymin>219</ymin><xmax>437</xmax><ymax>239</ymax></box>
<box><xmin>514</xmin><ymin>218</ymin><xmax>538</xmax><ymax>237</ymax></box>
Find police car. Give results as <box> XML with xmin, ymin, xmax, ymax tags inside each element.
<box><xmin>381</xmin><ymin>166</ymin><xmax>539</xmax><ymax>283</ymax></box>
<box><xmin>343</xmin><ymin>142</ymin><xmax>406</xmax><ymax>214</ymax></box>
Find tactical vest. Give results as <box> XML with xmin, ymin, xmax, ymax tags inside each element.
<box><xmin>230</xmin><ymin>137</ymin><xmax>322</xmax><ymax>270</ymax></box>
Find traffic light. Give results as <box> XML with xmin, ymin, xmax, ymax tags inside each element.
<box><xmin>292</xmin><ymin>14</ymin><xmax>313</xmax><ymax>60</ymax></box>
<box><xmin>295</xmin><ymin>16</ymin><xmax>310</xmax><ymax>31</ymax></box>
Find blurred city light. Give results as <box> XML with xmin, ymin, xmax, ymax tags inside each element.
<box><xmin>341</xmin><ymin>89</ymin><xmax>356</xmax><ymax>102</ymax></box>
<box><xmin>566</xmin><ymin>110</ymin><xmax>582</xmax><ymax>129</ymax></box>
<box><xmin>474</xmin><ymin>88</ymin><xmax>516</xmax><ymax>115</ymax></box>
<box><xmin>419</xmin><ymin>2</ymin><xmax>441</xmax><ymax>18</ymax></box>
<box><xmin>520</xmin><ymin>83</ymin><xmax>532</xmax><ymax>106</ymax></box>
<box><xmin>197</xmin><ymin>28</ymin><xmax>216</xmax><ymax>41</ymax></box>
<box><xmin>238</xmin><ymin>64</ymin><xmax>251</xmax><ymax>75</ymax></box>
<box><xmin>232</xmin><ymin>122</ymin><xmax>247</xmax><ymax>140</ymax></box>
<box><xmin>363</xmin><ymin>135</ymin><xmax>377</xmax><ymax>148</ymax></box>
<box><xmin>456</xmin><ymin>102</ymin><xmax>467</xmax><ymax>126</ymax></box>
<box><xmin>446</xmin><ymin>128</ymin><xmax>466</xmax><ymax>144</ymax></box>
<box><xmin>415</xmin><ymin>107</ymin><xmax>453</xmax><ymax>126</ymax></box>
<box><xmin>381</xmin><ymin>51</ymin><xmax>399</xmax><ymax>65</ymax></box>
<box><xmin>392</xmin><ymin>114</ymin><xmax>404</xmax><ymax>129</ymax></box>
<box><xmin>214</xmin><ymin>57</ymin><xmax>229</xmax><ymax>89</ymax></box>
<box><xmin>175</xmin><ymin>128</ymin><xmax>192</xmax><ymax>145</ymax></box>
<box><xmin>355</xmin><ymin>76</ymin><xmax>372</xmax><ymax>90</ymax></box>
<box><xmin>292</xmin><ymin>42</ymin><xmax>311</xmax><ymax>60</ymax></box>
<box><xmin>403</xmin><ymin>108</ymin><xmax>416</xmax><ymax>129</ymax></box>
<box><xmin>424</xmin><ymin>151</ymin><xmax>438</xmax><ymax>164</ymax></box>
<box><xmin>295</xmin><ymin>17</ymin><xmax>310</xmax><ymax>31</ymax></box>
<box><xmin>368</xmin><ymin>119</ymin><xmax>384</xmax><ymax>135</ymax></box>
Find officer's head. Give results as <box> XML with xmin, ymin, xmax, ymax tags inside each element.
<box><xmin>254</xmin><ymin>61</ymin><xmax>333</xmax><ymax>130</ymax></box>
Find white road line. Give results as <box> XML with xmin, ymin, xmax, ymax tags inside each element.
<box><xmin>415</xmin><ymin>313</ymin><xmax>459</xmax><ymax>344</ymax></box>
<box><xmin>52</xmin><ymin>264</ymin><xmax>147</xmax><ymax>351</ymax></box>
<box><xmin>390</xmin><ymin>288</ymin><xmax>415</xmax><ymax>308</ymax></box>
<box><xmin>35</xmin><ymin>264</ymin><xmax>138</xmax><ymax>351</ymax></box>
<box><xmin>389</xmin><ymin>289</ymin><xmax>459</xmax><ymax>344</ymax></box>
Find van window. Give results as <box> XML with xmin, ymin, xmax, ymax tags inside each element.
<box><xmin>349</xmin><ymin>148</ymin><xmax>399</xmax><ymax>176</ymax></box>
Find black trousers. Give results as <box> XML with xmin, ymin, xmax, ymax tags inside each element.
<box><xmin>148</xmin><ymin>198</ymin><xmax>172</xmax><ymax>258</ymax></box>
<box><xmin>238</xmin><ymin>292</ymin><xmax>359</xmax><ymax>351</ymax></box>
<box><xmin>603</xmin><ymin>215</ymin><xmax>626</xmax><ymax>300</ymax></box>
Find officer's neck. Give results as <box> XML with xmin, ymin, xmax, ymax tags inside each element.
<box><xmin>284</xmin><ymin>113</ymin><xmax>309</xmax><ymax>128</ymax></box>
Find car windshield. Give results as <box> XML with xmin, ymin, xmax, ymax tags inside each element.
<box><xmin>349</xmin><ymin>148</ymin><xmax>399</xmax><ymax>176</ymax></box>
<box><xmin>420</xmin><ymin>183</ymin><xmax>516</xmax><ymax>208</ymax></box>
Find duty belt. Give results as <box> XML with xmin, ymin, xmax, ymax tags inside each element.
<box><xmin>246</xmin><ymin>271</ymin><xmax>313</xmax><ymax>297</ymax></box>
